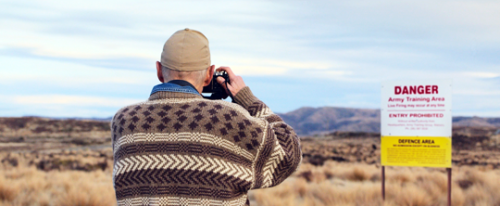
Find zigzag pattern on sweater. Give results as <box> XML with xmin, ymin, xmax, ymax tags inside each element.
<box><xmin>246</xmin><ymin>102</ymin><xmax>272</xmax><ymax>118</ymax></box>
<box><xmin>261</xmin><ymin>140</ymin><xmax>286</xmax><ymax>188</ymax></box>
<box><xmin>114</xmin><ymin>132</ymin><xmax>254</xmax><ymax>161</ymax></box>
<box><xmin>114</xmin><ymin>168</ymin><xmax>251</xmax><ymax>191</ymax></box>
<box><xmin>116</xmin><ymin>184</ymin><xmax>245</xmax><ymax>199</ymax></box>
<box><xmin>114</xmin><ymin>154</ymin><xmax>252</xmax><ymax>182</ymax></box>
<box><xmin>250</xmin><ymin>126</ymin><xmax>275</xmax><ymax>189</ymax></box>
<box><xmin>271</xmin><ymin>129</ymin><xmax>302</xmax><ymax>185</ymax></box>
<box><xmin>114</xmin><ymin>141</ymin><xmax>253</xmax><ymax>168</ymax></box>
<box><xmin>117</xmin><ymin>195</ymin><xmax>248</xmax><ymax>206</ymax></box>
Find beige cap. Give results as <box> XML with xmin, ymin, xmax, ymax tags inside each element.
<box><xmin>160</xmin><ymin>28</ymin><xmax>211</xmax><ymax>71</ymax></box>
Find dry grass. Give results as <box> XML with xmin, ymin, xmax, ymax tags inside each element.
<box><xmin>0</xmin><ymin>166</ymin><xmax>115</xmax><ymax>206</ymax></box>
<box><xmin>250</xmin><ymin>161</ymin><xmax>500</xmax><ymax>206</ymax></box>
<box><xmin>1</xmin><ymin>160</ymin><xmax>499</xmax><ymax>206</ymax></box>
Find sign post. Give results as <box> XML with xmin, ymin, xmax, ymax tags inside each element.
<box><xmin>381</xmin><ymin>80</ymin><xmax>452</xmax><ymax>205</ymax></box>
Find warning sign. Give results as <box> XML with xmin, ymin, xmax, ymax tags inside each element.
<box><xmin>381</xmin><ymin>80</ymin><xmax>452</xmax><ymax>168</ymax></box>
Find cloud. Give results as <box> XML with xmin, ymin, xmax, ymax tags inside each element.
<box><xmin>454</xmin><ymin>90</ymin><xmax>500</xmax><ymax>96</ymax></box>
<box><xmin>0</xmin><ymin>55</ymin><xmax>155</xmax><ymax>85</ymax></box>
<box><xmin>1</xmin><ymin>0</ymin><xmax>500</xmax><ymax>117</ymax></box>
<box><xmin>461</xmin><ymin>72</ymin><xmax>500</xmax><ymax>78</ymax></box>
<box><xmin>5</xmin><ymin>94</ymin><xmax>143</xmax><ymax>108</ymax></box>
<box><xmin>214</xmin><ymin>55</ymin><xmax>347</xmax><ymax>76</ymax></box>
<box><xmin>0</xmin><ymin>46</ymin><xmax>154</xmax><ymax>72</ymax></box>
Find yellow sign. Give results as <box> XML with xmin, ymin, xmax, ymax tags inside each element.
<box><xmin>381</xmin><ymin>136</ymin><xmax>452</xmax><ymax>168</ymax></box>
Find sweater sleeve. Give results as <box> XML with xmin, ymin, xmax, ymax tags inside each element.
<box><xmin>233</xmin><ymin>87</ymin><xmax>302</xmax><ymax>189</ymax></box>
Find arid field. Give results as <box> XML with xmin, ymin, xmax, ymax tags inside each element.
<box><xmin>1</xmin><ymin>117</ymin><xmax>500</xmax><ymax>206</ymax></box>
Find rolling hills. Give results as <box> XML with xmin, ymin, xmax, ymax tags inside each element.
<box><xmin>277</xmin><ymin>107</ymin><xmax>500</xmax><ymax>135</ymax></box>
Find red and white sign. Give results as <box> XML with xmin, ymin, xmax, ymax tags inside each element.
<box><xmin>381</xmin><ymin>80</ymin><xmax>452</xmax><ymax>137</ymax></box>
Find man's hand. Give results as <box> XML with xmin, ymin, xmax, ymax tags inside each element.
<box><xmin>216</xmin><ymin>66</ymin><xmax>246</xmax><ymax>96</ymax></box>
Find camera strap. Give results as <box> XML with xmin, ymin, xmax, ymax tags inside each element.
<box><xmin>225</xmin><ymin>80</ymin><xmax>234</xmax><ymax>100</ymax></box>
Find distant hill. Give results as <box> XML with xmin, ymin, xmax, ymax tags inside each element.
<box><xmin>277</xmin><ymin>107</ymin><xmax>500</xmax><ymax>136</ymax></box>
<box><xmin>0</xmin><ymin>117</ymin><xmax>110</xmax><ymax>139</ymax></box>
<box><xmin>452</xmin><ymin>116</ymin><xmax>500</xmax><ymax>128</ymax></box>
<box><xmin>23</xmin><ymin>116</ymin><xmax>112</xmax><ymax>122</ymax></box>
<box><xmin>277</xmin><ymin>107</ymin><xmax>381</xmax><ymax>135</ymax></box>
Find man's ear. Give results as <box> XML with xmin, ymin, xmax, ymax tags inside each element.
<box><xmin>156</xmin><ymin>61</ymin><xmax>165</xmax><ymax>83</ymax></box>
<box><xmin>203</xmin><ymin>65</ymin><xmax>215</xmax><ymax>87</ymax></box>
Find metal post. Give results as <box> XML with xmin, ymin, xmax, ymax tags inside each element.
<box><xmin>382</xmin><ymin>166</ymin><xmax>385</xmax><ymax>201</ymax></box>
<box><xmin>447</xmin><ymin>168</ymin><xmax>452</xmax><ymax>206</ymax></box>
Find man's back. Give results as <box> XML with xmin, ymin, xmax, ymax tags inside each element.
<box><xmin>112</xmin><ymin>87</ymin><xmax>302</xmax><ymax>206</ymax></box>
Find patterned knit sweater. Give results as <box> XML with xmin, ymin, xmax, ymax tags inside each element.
<box><xmin>111</xmin><ymin>86</ymin><xmax>302</xmax><ymax>206</ymax></box>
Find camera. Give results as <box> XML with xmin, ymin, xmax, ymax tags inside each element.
<box><xmin>202</xmin><ymin>71</ymin><xmax>230</xmax><ymax>99</ymax></box>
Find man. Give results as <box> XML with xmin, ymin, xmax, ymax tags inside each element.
<box><xmin>111</xmin><ymin>28</ymin><xmax>302</xmax><ymax>206</ymax></box>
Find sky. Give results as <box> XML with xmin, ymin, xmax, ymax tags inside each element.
<box><xmin>0</xmin><ymin>0</ymin><xmax>499</xmax><ymax>118</ymax></box>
